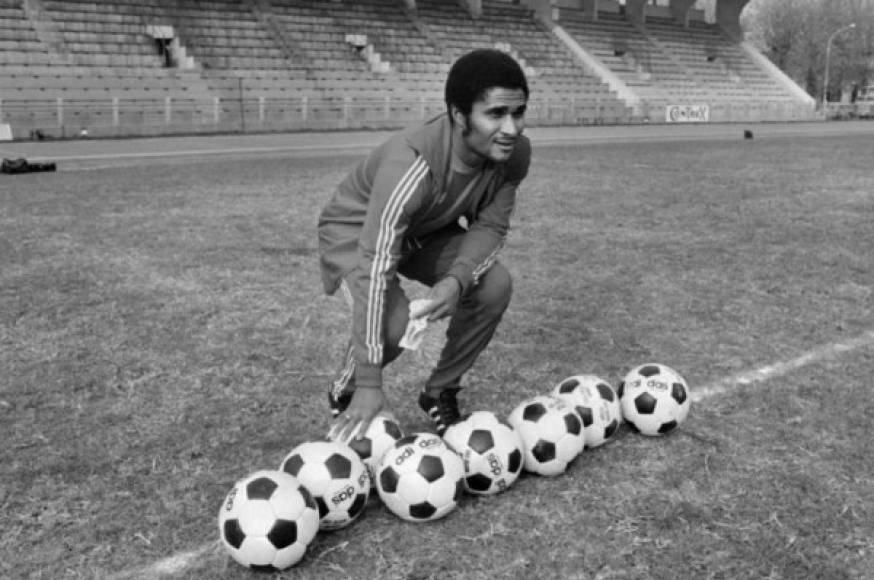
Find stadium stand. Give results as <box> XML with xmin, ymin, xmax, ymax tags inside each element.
<box><xmin>0</xmin><ymin>0</ymin><xmax>818</xmax><ymax>138</ymax></box>
<box><xmin>0</xmin><ymin>0</ymin><xmax>49</xmax><ymax>65</ymax></box>
<box><xmin>0</xmin><ymin>0</ymin><xmax>216</xmax><ymax>135</ymax></box>
<box><xmin>555</xmin><ymin>7</ymin><xmax>812</xmax><ymax>121</ymax></box>
<box><xmin>478</xmin><ymin>1</ymin><xmax>631</xmax><ymax>123</ymax></box>
<box><xmin>557</xmin><ymin>9</ymin><xmax>682</xmax><ymax>110</ymax></box>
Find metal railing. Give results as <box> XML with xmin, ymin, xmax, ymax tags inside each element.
<box><xmin>0</xmin><ymin>95</ymin><xmax>819</xmax><ymax>139</ymax></box>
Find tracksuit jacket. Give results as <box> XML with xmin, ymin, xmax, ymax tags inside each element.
<box><xmin>317</xmin><ymin>113</ymin><xmax>531</xmax><ymax>390</ymax></box>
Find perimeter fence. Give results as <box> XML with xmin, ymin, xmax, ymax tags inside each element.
<box><xmin>0</xmin><ymin>95</ymin><xmax>818</xmax><ymax>139</ymax></box>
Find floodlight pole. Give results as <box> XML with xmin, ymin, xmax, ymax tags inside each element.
<box><xmin>822</xmin><ymin>23</ymin><xmax>856</xmax><ymax>111</ymax></box>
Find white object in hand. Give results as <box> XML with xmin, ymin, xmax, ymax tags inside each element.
<box><xmin>400</xmin><ymin>299</ymin><xmax>433</xmax><ymax>350</ymax></box>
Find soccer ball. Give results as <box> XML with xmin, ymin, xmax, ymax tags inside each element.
<box><xmin>279</xmin><ymin>440</ymin><xmax>370</xmax><ymax>531</ymax></box>
<box><xmin>552</xmin><ymin>375</ymin><xmax>622</xmax><ymax>448</ymax></box>
<box><xmin>346</xmin><ymin>412</ymin><xmax>404</xmax><ymax>483</ymax></box>
<box><xmin>375</xmin><ymin>433</ymin><xmax>464</xmax><ymax>522</ymax></box>
<box><xmin>443</xmin><ymin>411</ymin><xmax>524</xmax><ymax>495</ymax></box>
<box><xmin>507</xmin><ymin>395</ymin><xmax>585</xmax><ymax>476</ymax></box>
<box><xmin>218</xmin><ymin>470</ymin><xmax>319</xmax><ymax>571</ymax></box>
<box><xmin>617</xmin><ymin>363</ymin><xmax>691</xmax><ymax>436</ymax></box>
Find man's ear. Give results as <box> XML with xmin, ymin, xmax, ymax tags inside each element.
<box><xmin>450</xmin><ymin>104</ymin><xmax>467</xmax><ymax>131</ymax></box>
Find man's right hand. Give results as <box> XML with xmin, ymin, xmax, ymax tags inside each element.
<box><xmin>415</xmin><ymin>277</ymin><xmax>461</xmax><ymax>321</ymax></box>
<box><xmin>326</xmin><ymin>387</ymin><xmax>388</xmax><ymax>443</ymax></box>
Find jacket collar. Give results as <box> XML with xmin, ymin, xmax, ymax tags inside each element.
<box><xmin>405</xmin><ymin>113</ymin><xmax>502</xmax><ymax>193</ymax></box>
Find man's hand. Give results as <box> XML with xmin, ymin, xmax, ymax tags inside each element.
<box><xmin>326</xmin><ymin>387</ymin><xmax>387</xmax><ymax>443</ymax></box>
<box><xmin>414</xmin><ymin>277</ymin><xmax>461</xmax><ymax>321</ymax></box>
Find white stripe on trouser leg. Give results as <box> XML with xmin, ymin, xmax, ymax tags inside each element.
<box><xmin>331</xmin><ymin>344</ymin><xmax>356</xmax><ymax>398</ymax></box>
<box><xmin>366</xmin><ymin>157</ymin><xmax>428</xmax><ymax>365</ymax></box>
<box><xmin>340</xmin><ymin>279</ymin><xmax>353</xmax><ymax>311</ymax></box>
<box><xmin>331</xmin><ymin>281</ymin><xmax>356</xmax><ymax>398</ymax></box>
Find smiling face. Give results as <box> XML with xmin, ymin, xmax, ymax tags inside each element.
<box><xmin>451</xmin><ymin>87</ymin><xmax>528</xmax><ymax>166</ymax></box>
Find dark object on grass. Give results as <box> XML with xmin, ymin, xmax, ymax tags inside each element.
<box><xmin>1</xmin><ymin>157</ymin><xmax>57</xmax><ymax>174</ymax></box>
<box><xmin>744</xmin><ymin>129</ymin><xmax>754</xmax><ymax>139</ymax></box>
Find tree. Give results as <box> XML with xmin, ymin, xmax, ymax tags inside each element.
<box><xmin>740</xmin><ymin>0</ymin><xmax>873</xmax><ymax>101</ymax></box>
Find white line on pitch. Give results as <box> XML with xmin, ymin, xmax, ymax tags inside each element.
<box><xmin>24</xmin><ymin>143</ymin><xmax>376</xmax><ymax>163</ymax></box>
<box><xmin>108</xmin><ymin>542</ymin><xmax>219</xmax><ymax>580</ymax></box>
<box><xmin>691</xmin><ymin>330</ymin><xmax>874</xmax><ymax>402</ymax></box>
<box><xmin>110</xmin><ymin>329</ymin><xmax>874</xmax><ymax>578</ymax></box>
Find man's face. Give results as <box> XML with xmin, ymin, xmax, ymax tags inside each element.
<box><xmin>454</xmin><ymin>87</ymin><xmax>527</xmax><ymax>165</ymax></box>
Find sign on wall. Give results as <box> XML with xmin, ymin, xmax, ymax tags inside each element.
<box><xmin>666</xmin><ymin>105</ymin><xmax>710</xmax><ymax>123</ymax></box>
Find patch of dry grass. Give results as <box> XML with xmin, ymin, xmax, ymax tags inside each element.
<box><xmin>2</xmin><ymin>134</ymin><xmax>873</xmax><ymax>579</ymax></box>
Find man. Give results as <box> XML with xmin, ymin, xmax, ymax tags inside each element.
<box><xmin>319</xmin><ymin>48</ymin><xmax>531</xmax><ymax>442</ymax></box>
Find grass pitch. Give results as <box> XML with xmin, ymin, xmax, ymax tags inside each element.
<box><xmin>2</xmin><ymin>130</ymin><xmax>873</xmax><ymax>580</ymax></box>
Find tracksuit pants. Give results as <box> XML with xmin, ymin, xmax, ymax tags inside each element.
<box><xmin>331</xmin><ymin>224</ymin><xmax>512</xmax><ymax>397</ymax></box>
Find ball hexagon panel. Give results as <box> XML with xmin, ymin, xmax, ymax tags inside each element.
<box><xmin>223</xmin><ymin>519</ymin><xmax>245</xmax><ymax>549</ymax></box>
<box><xmin>280</xmin><ymin>455</ymin><xmax>305</xmax><ymax>479</ymax></box>
<box><xmin>238</xmin><ymin>502</ymin><xmax>277</xmax><ymax>536</ymax></box>
<box><xmin>597</xmin><ymin>383</ymin><xmax>615</xmax><ymax>401</ymax></box>
<box><xmin>634</xmin><ymin>392</ymin><xmax>658</xmax><ymax>414</ymax></box>
<box><xmin>522</xmin><ymin>402</ymin><xmax>548</xmax><ymax>422</ymax></box>
<box><xmin>246</xmin><ymin>476</ymin><xmax>278</xmax><ymax>501</ymax></box>
<box><xmin>557</xmin><ymin>377</ymin><xmax>580</xmax><ymax>393</ymax></box>
<box><xmin>396</xmin><ymin>473</ymin><xmax>429</xmax><ymax>505</ymax></box>
<box><xmin>638</xmin><ymin>365</ymin><xmax>661</xmax><ymax>377</ymax></box>
<box><xmin>424</xmin><ymin>459</ymin><xmax>463</xmax><ymax>504</ymax></box>
<box><xmin>466</xmin><ymin>473</ymin><xmax>492</xmax><ymax>492</ymax></box>
<box><xmin>672</xmin><ymin>383</ymin><xmax>687</xmax><ymax>404</ymax></box>
<box><xmin>575</xmin><ymin>405</ymin><xmax>594</xmax><ymax>427</ymax></box>
<box><xmin>379</xmin><ymin>465</ymin><xmax>400</xmax><ymax>493</ymax></box>
<box><xmin>531</xmin><ymin>439</ymin><xmax>556</xmax><ymax>463</ymax></box>
<box><xmin>417</xmin><ymin>455</ymin><xmax>445</xmax><ymax>483</ymax></box>
<box><xmin>324</xmin><ymin>453</ymin><xmax>352</xmax><ymax>480</ymax></box>
<box><xmin>269</xmin><ymin>543</ymin><xmax>308</xmax><ymax>572</ymax></box>
<box><xmin>266</xmin><ymin>520</ymin><xmax>298</xmax><ymax>550</ymax></box>
<box><xmin>409</xmin><ymin>501</ymin><xmax>437</xmax><ymax>520</ymax></box>
<box><xmin>467</xmin><ymin>429</ymin><xmax>495</xmax><ymax>455</ymax></box>
<box><xmin>394</xmin><ymin>434</ymin><xmax>419</xmax><ymax>448</ymax></box>
<box><xmin>563</xmin><ymin>412</ymin><xmax>582</xmax><ymax>435</ymax></box>
<box><xmin>269</xmin><ymin>482</ymin><xmax>314</xmax><ymax>521</ymax></box>
<box><xmin>238</xmin><ymin>537</ymin><xmax>278</xmax><ymax>567</ymax></box>
<box><xmin>507</xmin><ymin>448</ymin><xmax>522</xmax><ymax>473</ymax></box>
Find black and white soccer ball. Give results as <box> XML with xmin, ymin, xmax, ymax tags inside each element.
<box><xmin>507</xmin><ymin>395</ymin><xmax>585</xmax><ymax>476</ymax></box>
<box><xmin>375</xmin><ymin>433</ymin><xmax>464</xmax><ymax>522</ymax></box>
<box><xmin>617</xmin><ymin>363</ymin><xmax>691</xmax><ymax>436</ymax></box>
<box><xmin>443</xmin><ymin>410</ymin><xmax>524</xmax><ymax>495</ymax></box>
<box><xmin>347</xmin><ymin>411</ymin><xmax>404</xmax><ymax>483</ymax></box>
<box><xmin>552</xmin><ymin>374</ymin><xmax>622</xmax><ymax>448</ymax></box>
<box><xmin>218</xmin><ymin>470</ymin><xmax>319</xmax><ymax>571</ymax></box>
<box><xmin>279</xmin><ymin>440</ymin><xmax>370</xmax><ymax>531</ymax></box>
